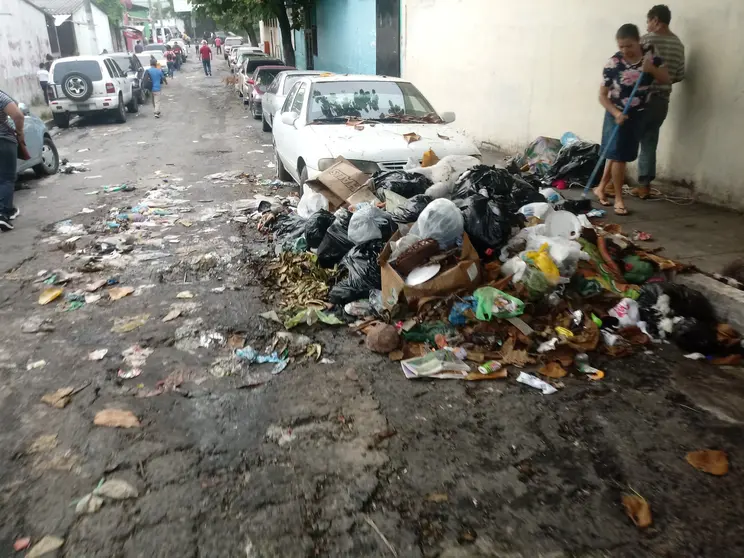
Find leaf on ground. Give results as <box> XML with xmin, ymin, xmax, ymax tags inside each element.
<box><xmin>38</xmin><ymin>287</ymin><xmax>63</xmax><ymax>305</ymax></box>
<box><xmin>686</xmin><ymin>449</ymin><xmax>729</xmax><ymax>476</ymax></box>
<box><xmin>108</xmin><ymin>286</ymin><xmax>134</xmax><ymax>300</ymax></box>
<box><xmin>498</xmin><ymin>338</ymin><xmax>534</xmax><ymax>367</ymax></box>
<box><xmin>94</xmin><ymin>478</ymin><xmax>139</xmax><ymax>499</ymax></box>
<box><xmin>403</xmin><ymin>132</ymin><xmax>421</xmax><ymax>144</ymax></box>
<box><xmin>425</xmin><ymin>493</ymin><xmax>449</xmax><ymax>502</ymax></box>
<box><xmin>41</xmin><ymin>387</ymin><xmax>75</xmax><ymax>409</ymax></box>
<box><xmin>94</xmin><ymin>409</ymin><xmax>140</xmax><ymax>428</ymax></box>
<box><xmin>622</xmin><ymin>494</ymin><xmax>652</xmax><ymax>528</ymax></box>
<box><xmin>85</xmin><ymin>278</ymin><xmax>107</xmax><ymax>292</ymax></box>
<box><xmin>27</xmin><ymin>535</ymin><xmax>64</xmax><ymax>558</ymax></box>
<box><xmin>259</xmin><ymin>310</ymin><xmax>283</xmax><ymax>324</ymax></box>
<box><xmin>389</xmin><ymin>350</ymin><xmax>404</xmax><ymax>362</ymax></box>
<box><xmin>176</xmin><ymin>290</ymin><xmax>195</xmax><ymax>299</ymax></box>
<box><xmin>538</xmin><ymin>361</ymin><xmax>567</xmax><ymax>379</ymax></box>
<box><xmin>162</xmin><ymin>309</ymin><xmax>182</xmax><ymax>322</ymax></box>
<box><xmin>111</xmin><ymin>314</ymin><xmax>150</xmax><ymax>333</ymax></box>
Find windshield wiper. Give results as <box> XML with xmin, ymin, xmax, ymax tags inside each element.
<box><xmin>310</xmin><ymin>116</ymin><xmax>351</xmax><ymax>124</ymax></box>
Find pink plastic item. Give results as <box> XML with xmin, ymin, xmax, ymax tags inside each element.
<box><xmin>552</xmin><ymin>179</ymin><xmax>568</xmax><ymax>190</ymax></box>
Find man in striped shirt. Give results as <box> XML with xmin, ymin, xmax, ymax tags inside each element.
<box><xmin>633</xmin><ymin>4</ymin><xmax>685</xmax><ymax>199</ymax></box>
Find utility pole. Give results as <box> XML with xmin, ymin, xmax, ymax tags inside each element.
<box><xmin>83</xmin><ymin>0</ymin><xmax>99</xmax><ymax>54</ymax></box>
<box><xmin>148</xmin><ymin>0</ymin><xmax>153</xmax><ymax>42</ymax></box>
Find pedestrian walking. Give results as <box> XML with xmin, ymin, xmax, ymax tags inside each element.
<box><xmin>633</xmin><ymin>4</ymin><xmax>686</xmax><ymax>199</ymax></box>
<box><xmin>134</xmin><ymin>40</ymin><xmax>144</xmax><ymax>54</ymax></box>
<box><xmin>199</xmin><ymin>40</ymin><xmax>213</xmax><ymax>76</ymax></box>
<box><xmin>165</xmin><ymin>45</ymin><xmax>176</xmax><ymax>77</ymax></box>
<box><xmin>37</xmin><ymin>63</ymin><xmax>49</xmax><ymax>104</ymax></box>
<box><xmin>145</xmin><ymin>59</ymin><xmax>165</xmax><ymax>118</ymax></box>
<box><xmin>172</xmin><ymin>44</ymin><xmax>183</xmax><ymax>70</ymax></box>
<box><xmin>0</xmin><ymin>89</ymin><xmax>25</xmax><ymax>231</ymax></box>
<box><xmin>593</xmin><ymin>23</ymin><xmax>670</xmax><ymax>216</ymax></box>
<box><xmin>215</xmin><ymin>36</ymin><xmax>222</xmax><ymax>54</ymax></box>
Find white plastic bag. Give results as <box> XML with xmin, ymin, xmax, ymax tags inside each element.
<box><xmin>518</xmin><ymin>202</ymin><xmax>554</xmax><ymax>220</ymax></box>
<box><xmin>609</xmin><ymin>298</ymin><xmax>640</xmax><ymax>327</ymax></box>
<box><xmin>408</xmin><ymin>155</ymin><xmax>481</xmax><ymax>198</ymax></box>
<box><xmin>347</xmin><ymin>205</ymin><xmax>392</xmax><ymax>244</ymax></box>
<box><xmin>410</xmin><ymin>198</ymin><xmax>464</xmax><ymax>246</ymax></box>
<box><xmin>297</xmin><ymin>184</ymin><xmax>329</xmax><ymax>219</ymax></box>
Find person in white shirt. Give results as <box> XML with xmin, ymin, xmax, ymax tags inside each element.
<box><xmin>37</xmin><ymin>63</ymin><xmax>49</xmax><ymax>104</ymax></box>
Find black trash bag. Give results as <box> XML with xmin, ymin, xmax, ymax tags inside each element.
<box><xmin>545</xmin><ymin>140</ymin><xmax>601</xmax><ymax>186</ymax></box>
<box><xmin>559</xmin><ymin>198</ymin><xmax>593</xmax><ymax>215</ymax></box>
<box><xmin>456</xmin><ymin>195</ymin><xmax>511</xmax><ymax>257</ymax></box>
<box><xmin>371</xmin><ymin>170</ymin><xmax>432</xmax><ymax>199</ymax></box>
<box><xmin>328</xmin><ymin>240</ymin><xmax>384</xmax><ymax>304</ymax></box>
<box><xmin>273</xmin><ymin>213</ymin><xmax>307</xmax><ymax>241</ymax></box>
<box><xmin>510</xmin><ymin>175</ymin><xmax>545</xmax><ymax>207</ymax></box>
<box><xmin>637</xmin><ymin>282</ymin><xmax>718</xmax><ymax>346</ymax></box>
<box><xmin>392</xmin><ymin>194</ymin><xmax>433</xmax><ymax>224</ymax></box>
<box><xmin>305</xmin><ymin>209</ymin><xmax>335</xmax><ymax>250</ymax></box>
<box><xmin>453</xmin><ymin>165</ymin><xmax>514</xmax><ymax>200</ymax></box>
<box><xmin>317</xmin><ymin>209</ymin><xmax>354</xmax><ymax>268</ymax></box>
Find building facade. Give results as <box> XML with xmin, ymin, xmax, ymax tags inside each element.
<box><xmin>0</xmin><ymin>0</ymin><xmax>52</xmax><ymax>103</ymax></box>
<box><xmin>401</xmin><ymin>0</ymin><xmax>744</xmax><ymax>207</ymax></box>
<box><xmin>31</xmin><ymin>0</ymin><xmax>114</xmax><ymax>56</ymax></box>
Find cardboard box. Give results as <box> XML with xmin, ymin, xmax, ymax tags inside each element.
<box><xmin>380</xmin><ymin>232</ymin><xmax>482</xmax><ymax>310</ymax></box>
<box><xmin>305</xmin><ymin>156</ymin><xmax>379</xmax><ymax>208</ymax></box>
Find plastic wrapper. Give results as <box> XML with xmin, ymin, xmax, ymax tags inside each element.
<box><xmin>392</xmin><ymin>194</ymin><xmax>433</xmax><ymax>224</ymax></box>
<box><xmin>304</xmin><ymin>209</ymin><xmax>335</xmax><ymax>250</ymax></box>
<box><xmin>455</xmin><ymin>195</ymin><xmax>510</xmax><ymax>257</ymax></box>
<box><xmin>297</xmin><ymin>184</ymin><xmax>329</xmax><ymax>218</ymax></box>
<box><xmin>371</xmin><ymin>170</ymin><xmax>432</xmax><ymax>199</ymax></box>
<box><xmin>273</xmin><ymin>213</ymin><xmax>307</xmax><ymax>241</ymax></box>
<box><xmin>328</xmin><ymin>240</ymin><xmax>384</xmax><ymax>304</ymax></box>
<box><xmin>519</xmin><ymin>202</ymin><xmax>553</xmax><ymax>220</ymax></box>
<box><xmin>408</xmin><ymin>155</ymin><xmax>480</xmax><ymax>192</ymax></box>
<box><xmin>473</xmin><ymin>287</ymin><xmax>525</xmax><ymax>320</ymax></box>
<box><xmin>523</xmin><ymin>244</ymin><xmax>560</xmax><ymax>285</ymax></box>
<box><xmin>347</xmin><ymin>205</ymin><xmax>397</xmax><ymax>245</ymax></box>
<box><xmin>317</xmin><ymin>209</ymin><xmax>354</xmax><ymax>268</ymax></box>
<box><xmin>514</xmin><ymin>136</ymin><xmax>562</xmax><ymax>177</ymax></box>
<box><xmin>410</xmin><ymin>198</ymin><xmax>464</xmax><ymax>247</ymax></box>
<box><xmin>545</xmin><ymin>140</ymin><xmax>601</xmax><ymax>186</ymax></box>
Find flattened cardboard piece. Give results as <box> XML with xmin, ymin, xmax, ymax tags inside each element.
<box><xmin>305</xmin><ymin>156</ymin><xmax>378</xmax><ymax>208</ymax></box>
<box><xmin>380</xmin><ymin>232</ymin><xmax>482</xmax><ymax>309</ymax></box>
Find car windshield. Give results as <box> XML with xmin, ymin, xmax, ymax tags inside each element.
<box><xmin>284</xmin><ymin>74</ymin><xmax>318</xmax><ymax>94</ymax></box>
<box><xmin>225</xmin><ymin>38</ymin><xmax>242</xmax><ymax>46</ymax></box>
<box><xmin>110</xmin><ymin>56</ymin><xmax>133</xmax><ymax>72</ymax></box>
<box><xmin>146</xmin><ymin>44</ymin><xmax>166</xmax><ymax>52</ymax></box>
<box><xmin>256</xmin><ymin>69</ymin><xmax>282</xmax><ymax>86</ymax></box>
<box><xmin>308</xmin><ymin>80</ymin><xmax>440</xmax><ymax>123</ymax></box>
<box><xmin>136</xmin><ymin>54</ymin><xmax>154</xmax><ymax>65</ymax></box>
<box><xmin>52</xmin><ymin>60</ymin><xmax>102</xmax><ymax>83</ymax></box>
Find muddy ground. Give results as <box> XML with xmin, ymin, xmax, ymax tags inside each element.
<box><xmin>1</xmin><ymin>60</ymin><xmax>743</xmax><ymax>558</ymax></box>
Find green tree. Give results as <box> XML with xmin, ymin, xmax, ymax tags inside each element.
<box><xmin>190</xmin><ymin>0</ymin><xmax>309</xmax><ymax>66</ymax></box>
<box><xmin>93</xmin><ymin>0</ymin><xmax>124</xmax><ymax>24</ymax></box>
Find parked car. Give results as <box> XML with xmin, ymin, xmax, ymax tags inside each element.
<box><xmin>110</xmin><ymin>52</ymin><xmax>147</xmax><ymax>104</ymax></box>
<box><xmin>15</xmin><ymin>102</ymin><xmax>59</xmax><ymax>177</ymax></box>
<box><xmin>47</xmin><ymin>55</ymin><xmax>137</xmax><ymax>128</ymax></box>
<box><xmin>243</xmin><ymin>65</ymin><xmax>294</xmax><ymax>119</ymax></box>
<box><xmin>143</xmin><ymin>43</ymin><xmax>167</xmax><ymax>53</ymax></box>
<box><xmin>140</xmin><ymin>50</ymin><xmax>170</xmax><ymax>76</ymax></box>
<box><xmin>223</xmin><ymin>36</ymin><xmax>244</xmax><ymax>60</ymax></box>
<box><xmin>229</xmin><ymin>46</ymin><xmax>265</xmax><ymax>70</ymax></box>
<box><xmin>272</xmin><ymin>75</ymin><xmax>481</xmax><ymax>184</ymax></box>
<box><xmin>236</xmin><ymin>57</ymin><xmax>284</xmax><ymax>95</ymax></box>
<box><xmin>261</xmin><ymin>70</ymin><xmax>326</xmax><ymax>131</ymax></box>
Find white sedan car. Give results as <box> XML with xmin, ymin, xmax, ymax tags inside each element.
<box><xmin>261</xmin><ymin>70</ymin><xmax>325</xmax><ymax>131</ymax></box>
<box><xmin>272</xmin><ymin>75</ymin><xmax>481</xmax><ymax>184</ymax></box>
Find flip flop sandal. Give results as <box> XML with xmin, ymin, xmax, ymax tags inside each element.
<box><xmin>592</xmin><ymin>188</ymin><xmax>612</xmax><ymax>206</ymax></box>
<box><xmin>614</xmin><ymin>206</ymin><xmax>629</xmax><ymax>216</ymax></box>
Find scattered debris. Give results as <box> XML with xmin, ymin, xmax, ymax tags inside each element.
<box><xmin>26</xmin><ymin>536</ymin><xmax>64</xmax><ymax>558</ymax></box>
<box><xmin>38</xmin><ymin>287</ymin><xmax>63</xmax><ymax>305</ymax></box>
<box><xmin>162</xmin><ymin>309</ymin><xmax>182</xmax><ymax>322</ymax></box>
<box><xmin>94</xmin><ymin>479</ymin><xmax>139</xmax><ymax>499</ymax></box>
<box><xmin>108</xmin><ymin>286</ymin><xmax>134</xmax><ymax>300</ymax></box>
<box><xmin>235</xmin><ymin>346</ymin><xmax>288</xmax><ymax>375</ymax></box>
<box><xmin>686</xmin><ymin>449</ymin><xmax>729</xmax><ymax>476</ymax></box>
<box><xmin>21</xmin><ymin>316</ymin><xmax>55</xmax><ymax>334</ymax></box>
<box><xmin>41</xmin><ymin>387</ymin><xmax>74</xmax><ymax>409</ymax></box>
<box><xmin>75</xmin><ymin>493</ymin><xmax>104</xmax><ymax>515</ymax></box>
<box><xmin>26</xmin><ymin>359</ymin><xmax>47</xmax><ymax>371</ymax></box>
<box><xmin>89</xmin><ymin>349</ymin><xmax>108</xmax><ymax>361</ymax></box>
<box><xmin>364</xmin><ymin>515</ymin><xmax>398</xmax><ymax>557</ymax></box>
<box><xmin>176</xmin><ymin>290</ymin><xmax>195</xmax><ymax>299</ymax></box>
<box><xmin>119</xmin><ymin>345</ymin><xmax>153</xmax><ymax>379</ymax></box>
<box><xmin>93</xmin><ymin>409</ymin><xmax>140</xmax><ymax>428</ymax></box>
<box><xmin>516</xmin><ymin>372</ymin><xmax>557</xmax><ymax>395</ymax></box>
<box><xmin>13</xmin><ymin>538</ymin><xmax>31</xmax><ymax>551</ymax></box>
<box><xmin>365</xmin><ymin>323</ymin><xmax>400</xmax><ymax>353</ymax></box>
<box><xmin>111</xmin><ymin>314</ymin><xmax>150</xmax><ymax>333</ymax></box>
<box><xmin>622</xmin><ymin>493</ymin><xmax>652</xmax><ymax>529</ymax></box>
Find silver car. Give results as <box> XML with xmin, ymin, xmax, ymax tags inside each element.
<box><xmin>16</xmin><ymin>102</ymin><xmax>60</xmax><ymax>177</ymax></box>
<box><xmin>260</xmin><ymin>70</ymin><xmax>326</xmax><ymax>132</ymax></box>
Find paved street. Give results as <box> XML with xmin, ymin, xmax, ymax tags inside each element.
<box><xmin>3</xmin><ymin>59</ymin><xmax>744</xmax><ymax>558</ymax></box>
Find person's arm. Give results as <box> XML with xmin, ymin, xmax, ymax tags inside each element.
<box><xmin>598</xmin><ymin>85</ymin><xmax>626</xmax><ymax>125</ymax></box>
<box><xmin>4</xmin><ymin>100</ymin><xmax>25</xmax><ymax>140</ymax></box>
<box><xmin>643</xmin><ymin>54</ymin><xmax>671</xmax><ymax>85</ymax></box>
<box><xmin>674</xmin><ymin>44</ymin><xmax>686</xmax><ymax>84</ymax></box>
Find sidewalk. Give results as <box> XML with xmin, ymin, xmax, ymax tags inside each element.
<box><xmin>481</xmin><ymin>148</ymin><xmax>744</xmax><ymax>275</ymax></box>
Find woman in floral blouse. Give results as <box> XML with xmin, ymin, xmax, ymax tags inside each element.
<box><xmin>593</xmin><ymin>23</ymin><xmax>669</xmax><ymax>215</ymax></box>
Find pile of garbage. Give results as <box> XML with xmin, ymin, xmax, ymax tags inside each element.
<box><xmin>252</xmin><ymin>153</ymin><xmax>742</xmax><ymax>386</ymax></box>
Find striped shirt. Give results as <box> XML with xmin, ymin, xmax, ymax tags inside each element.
<box><xmin>0</xmin><ymin>90</ymin><xmax>18</xmax><ymax>144</ymax></box>
<box><xmin>642</xmin><ymin>32</ymin><xmax>685</xmax><ymax>99</ymax></box>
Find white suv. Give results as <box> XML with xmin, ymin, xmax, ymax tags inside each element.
<box><xmin>47</xmin><ymin>55</ymin><xmax>137</xmax><ymax>128</ymax></box>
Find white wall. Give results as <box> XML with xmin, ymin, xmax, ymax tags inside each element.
<box><xmin>0</xmin><ymin>0</ymin><xmax>51</xmax><ymax>103</ymax></box>
<box><xmin>403</xmin><ymin>0</ymin><xmax>744</xmax><ymax>207</ymax></box>
<box><xmin>72</xmin><ymin>3</ymin><xmax>114</xmax><ymax>55</ymax></box>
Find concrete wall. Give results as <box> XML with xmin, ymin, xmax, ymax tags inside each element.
<box><xmin>0</xmin><ymin>0</ymin><xmax>51</xmax><ymax>103</ymax></box>
<box><xmin>293</xmin><ymin>29</ymin><xmax>307</xmax><ymax>70</ymax></box>
<box><xmin>72</xmin><ymin>3</ymin><xmax>114</xmax><ymax>55</ymax></box>
<box><xmin>403</xmin><ymin>0</ymin><xmax>744</xmax><ymax>207</ymax></box>
<box><xmin>314</xmin><ymin>0</ymin><xmax>376</xmax><ymax>74</ymax></box>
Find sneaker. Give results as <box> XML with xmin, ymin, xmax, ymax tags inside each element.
<box><xmin>0</xmin><ymin>217</ymin><xmax>14</xmax><ymax>232</ymax></box>
<box><xmin>9</xmin><ymin>207</ymin><xmax>19</xmax><ymax>220</ymax></box>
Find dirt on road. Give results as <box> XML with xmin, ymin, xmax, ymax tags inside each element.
<box><xmin>1</xmin><ymin>60</ymin><xmax>744</xmax><ymax>558</ymax></box>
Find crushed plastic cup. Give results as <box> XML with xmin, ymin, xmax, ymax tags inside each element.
<box><xmin>517</xmin><ymin>372</ymin><xmax>557</xmax><ymax>395</ymax></box>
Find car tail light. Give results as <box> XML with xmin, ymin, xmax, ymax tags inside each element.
<box><xmin>106</xmin><ymin>82</ymin><xmax>115</xmax><ymax>93</ymax></box>
<box><xmin>47</xmin><ymin>86</ymin><xmax>55</xmax><ymax>100</ymax></box>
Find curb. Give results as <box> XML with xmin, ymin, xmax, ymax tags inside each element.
<box><xmin>676</xmin><ymin>273</ymin><xmax>744</xmax><ymax>332</ymax></box>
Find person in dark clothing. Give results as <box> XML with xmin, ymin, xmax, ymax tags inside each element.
<box><xmin>0</xmin><ymin>89</ymin><xmax>24</xmax><ymax>231</ymax></box>
<box><xmin>134</xmin><ymin>40</ymin><xmax>144</xmax><ymax>53</ymax></box>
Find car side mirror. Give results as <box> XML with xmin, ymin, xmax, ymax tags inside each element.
<box><xmin>440</xmin><ymin>111</ymin><xmax>456</xmax><ymax>124</ymax></box>
<box><xmin>18</xmin><ymin>103</ymin><xmax>30</xmax><ymax>116</ymax></box>
<box><xmin>281</xmin><ymin>112</ymin><xmax>297</xmax><ymax>127</ymax></box>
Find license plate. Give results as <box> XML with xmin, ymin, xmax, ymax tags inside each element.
<box><xmin>76</xmin><ymin>104</ymin><xmax>91</xmax><ymax>110</ymax></box>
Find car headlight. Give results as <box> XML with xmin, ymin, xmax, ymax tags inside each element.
<box><xmin>346</xmin><ymin>160</ymin><xmax>380</xmax><ymax>174</ymax></box>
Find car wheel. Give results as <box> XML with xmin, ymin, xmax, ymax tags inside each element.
<box><xmin>33</xmin><ymin>136</ymin><xmax>60</xmax><ymax>177</ymax></box>
<box><xmin>115</xmin><ymin>95</ymin><xmax>127</xmax><ymax>123</ymax></box>
<box><xmin>262</xmin><ymin>113</ymin><xmax>271</xmax><ymax>132</ymax></box>
<box><xmin>52</xmin><ymin>112</ymin><xmax>70</xmax><ymax>129</ymax></box>
<box><xmin>61</xmin><ymin>72</ymin><xmax>94</xmax><ymax>102</ymax></box>
<box><xmin>127</xmin><ymin>94</ymin><xmax>139</xmax><ymax>113</ymax></box>
<box><xmin>137</xmin><ymin>90</ymin><xmax>146</xmax><ymax>104</ymax></box>
<box><xmin>274</xmin><ymin>142</ymin><xmax>292</xmax><ymax>182</ymax></box>
<box><xmin>252</xmin><ymin>103</ymin><xmax>261</xmax><ymax>120</ymax></box>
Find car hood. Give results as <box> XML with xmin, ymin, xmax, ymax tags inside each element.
<box><xmin>307</xmin><ymin>123</ymin><xmax>480</xmax><ymax>162</ymax></box>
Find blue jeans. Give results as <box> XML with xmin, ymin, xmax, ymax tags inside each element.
<box><xmin>0</xmin><ymin>138</ymin><xmax>17</xmax><ymax>218</ymax></box>
<box><xmin>202</xmin><ymin>59</ymin><xmax>211</xmax><ymax>75</ymax></box>
<box><xmin>167</xmin><ymin>61</ymin><xmax>175</xmax><ymax>76</ymax></box>
<box><xmin>638</xmin><ymin>96</ymin><xmax>669</xmax><ymax>186</ymax></box>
